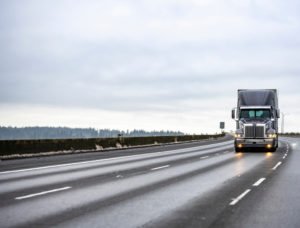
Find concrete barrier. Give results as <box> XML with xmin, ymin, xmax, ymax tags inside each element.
<box><xmin>0</xmin><ymin>133</ymin><xmax>225</xmax><ymax>156</ymax></box>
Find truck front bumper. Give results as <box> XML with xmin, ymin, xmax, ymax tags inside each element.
<box><xmin>235</xmin><ymin>138</ymin><xmax>276</xmax><ymax>149</ymax></box>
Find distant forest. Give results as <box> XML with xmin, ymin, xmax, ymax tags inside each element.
<box><xmin>0</xmin><ymin>127</ymin><xmax>184</xmax><ymax>140</ymax></box>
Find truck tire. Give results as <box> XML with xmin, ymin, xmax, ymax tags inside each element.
<box><xmin>235</xmin><ymin>147</ymin><xmax>242</xmax><ymax>153</ymax></box>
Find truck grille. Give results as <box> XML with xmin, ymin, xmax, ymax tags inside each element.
<box><xmin>244</xmin><ymin>125</ymin><xmax>254</xmax><ymax>137</ymax></box>
<box><xmin>244</xmin><ymin>124</ymin><xmax>265</xmax><ymax>138</ymax></box>
<box><xmin>255</xmin><ymin>125</ymin><xmax>265</xmax><ymax>138</ymax></box>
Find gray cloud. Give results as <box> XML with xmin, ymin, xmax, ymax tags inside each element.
<box><xmin>1</xmin><ymin>0</ymin><xmax>300</xmax><ymax>132</ymax></box>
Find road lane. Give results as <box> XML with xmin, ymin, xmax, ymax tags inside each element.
<box><xmin>144</xmin><ymin>140</ymin><xmax>289</xmax><ymax>228</ymax></box>
<box><xmin>209</xmin><ymin>137</ymin><xmax>300</xmax><ymax>228</ymax></box>
<box><xmin>0</xmin><ymin>142</ymin><xmax>233</xmax><ymax>195</ymax></box>
<box><xmin>0</xmin><ymin>135</ymin><xmax>233</xmax><ymax>172</ymax></box>
<box><xmin>0</xmin><ymin>137</ymin><xmax>292</xmax><ymax>228</ymax></box>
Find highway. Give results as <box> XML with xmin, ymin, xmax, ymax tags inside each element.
<box><xmin>0</xmin><ymin>135</ymin><xmax>299</xmax><ymax>228</ymax></box>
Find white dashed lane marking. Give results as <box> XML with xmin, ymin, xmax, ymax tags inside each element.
<box><xmin>15</xmin><ymin>186</ymin><xmax>71</xmax><ymax>200</ymax></box>
<box><xmin>150</xmin><ymin>165</ymin><xmax>170</xmax><ymax>171</ymax></box>
<box><xmin>230</xmin><ymin>189</ymin><xmax>251</xmax><ymax>206</ymax></box>
<box><xmin>272</xmin><ymin>162</ymin><xmax>282</xmax><ymax>170</ymax></box>
<box><xmin>253</xmin><ymin>178</ymin><xmax>266</xmax><ymax>187</ymax></box>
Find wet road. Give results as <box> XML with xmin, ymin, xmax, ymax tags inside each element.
<box><xmin>0</xmin><ymin>136</ymin><xmax>298</xmax><ymax>228</ymax></box>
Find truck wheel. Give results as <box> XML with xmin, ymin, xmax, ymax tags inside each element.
<box><xmin>235</xmin><ymin>147</ymin><xmax>242</xmax><ymax>153</ymax></box>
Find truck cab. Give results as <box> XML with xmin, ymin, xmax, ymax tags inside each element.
<box><xmin>232</xmin><ymin>89</ymin><xmax>280</xmax><ymax>152</ymax></box>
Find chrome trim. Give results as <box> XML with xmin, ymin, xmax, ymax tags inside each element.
<box><xmin>255</xmin><ymin>124</ymin><xmax>265</xmax><ymax>138</ymax></box>
<box><xmin>244</xmin><ymin>124</ymin><xmax>254</xmax><ymax>138</ymax></box>
<box><xmin>243</xmin><ymin>123</ymin><xmax>266</xmax><ymax>138</ymax></box>
<box><xmin>240</xmin><ymin>106</ymin><xmax>271</xmax><ymax>109</ymax></box>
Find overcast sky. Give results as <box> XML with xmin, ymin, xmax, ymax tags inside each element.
<box><xmin>1</xmin><ymin>0</ymin><xmax>300</xmax><ymax>133</ymax></box>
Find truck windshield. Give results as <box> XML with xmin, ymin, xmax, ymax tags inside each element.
<box><xmin>240</xmin><ymin>109</ymin><xmax>271</xmax><ymax>119</ymax></box>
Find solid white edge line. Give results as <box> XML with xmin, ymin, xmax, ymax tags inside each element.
<box><xmin>272</xmin><ymin>161</ymin><xmax>282</xmax><ymax>170</ymax></box>
<box><xmin>151</xmin><ymin>165</ymin><xmax>170</xmax><ymax>171</ymax></box>
<box><xmin>253</xmin><ymin>178</ymin><xmax>266</xmax><ymax>186</ymax></box>
<box><xmin>230</xmin><ymin>189</ymin><xmax>251</xmax><ymax>206</ymax></box>
<box><xmin>15</xmin><ymin>186</ymin><xmax>71</xmax><ymax>200</ymax></box>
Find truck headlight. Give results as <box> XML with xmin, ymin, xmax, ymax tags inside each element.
<box><xmin>235</xmin><ymin>133</ymin><xmax>242</xmax><ymax>138</ymax></box>
<box><xmin>267</xmin><ymin>133</ymin><xmax>277</xmax><ymax>138</ymax></box>
<box><xmin>235</xmin><ymin>129</ymin><xmax>243</xmax><ymax>138</ymax></box>
<box><xmin>267</xmin><ymin>128</ymin><xmax>276</xmax><ymax>138</ymax></box>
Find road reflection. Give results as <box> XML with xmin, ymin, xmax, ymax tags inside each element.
<box><xmin>234</xmin><ymin>151</ymin><xmax>274</xmax><ymax>176</ymax></box>
<box><xmin>235</xmin><ymin>152</ymin><xmax>244</xmax><ymax>158</ymax></box>
<box><xmin>234</xmin><ymin>152</ymin><xmax>245</xmax><ymax>176</ymax></box>
<box><xmin>265</xmin><ymin>152</ymin><xmax>273</xmax><ymax>157</ymax></box>
<box><xmin>292</xmin><ymin>143</ymin><xmax>297</xmax><ymax>149</ymax></box>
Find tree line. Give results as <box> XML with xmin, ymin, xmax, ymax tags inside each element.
<box><xmin>0</xmin><ymin>126</ymin><xmax>184</xmax><ymax>140</ymax></box>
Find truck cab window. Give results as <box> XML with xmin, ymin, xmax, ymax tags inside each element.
<box><xmin>240</xmin><ymin>109</ymin><xmax>271</xmax><ymax>119</ymax></box>
<box><xmin>249</xmin><ymin>111</ymin><xmax>255</xmax><ymax>118</ymax></box>
<box><xmin>256</xmin><ymin>110</ymin><xmax>264</xmax><ymax>117</ymax></box>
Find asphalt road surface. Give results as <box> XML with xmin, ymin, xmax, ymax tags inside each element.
<box><xmin>0</xmin><ymin>136</ymin><xmax>299</xmax><ymax>228</ymax></box>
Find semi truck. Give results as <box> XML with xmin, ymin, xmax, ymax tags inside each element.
<box><xmin>231</xmin><ymin>89</ymin><xmax>280</xmax><ymax>152</ymax></box>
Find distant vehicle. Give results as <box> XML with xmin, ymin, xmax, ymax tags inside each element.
<box><xmin>231</xmin><ymin>89</ymin><xmax>280</xmax><ymax>152</ymax></box>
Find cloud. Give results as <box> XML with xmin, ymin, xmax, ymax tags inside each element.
<box><xmin>1</xmin><ymin>0</ymin><xmax>300</xmax><ymax>132</ymax></box>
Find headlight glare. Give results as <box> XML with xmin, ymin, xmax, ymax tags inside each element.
<box><xmin>268</xmin><ymin>134</ymin><xmax>277</xmax><ymax>138</ymax></box>
<box><xmin>235</xmin><ymin>134</ymin><xmax>242</xmax><ymax>138</ymax></box>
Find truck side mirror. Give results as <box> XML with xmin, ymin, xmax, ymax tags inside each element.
<box><xmin>231</xmin><ymin>108</ymin><xmax>236</xmax><ymax>120</ymax></box>
<box><xmin>276</xmin><ymin>109</ymin><xmax>280</xmax><ymax>118</ymax></box>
